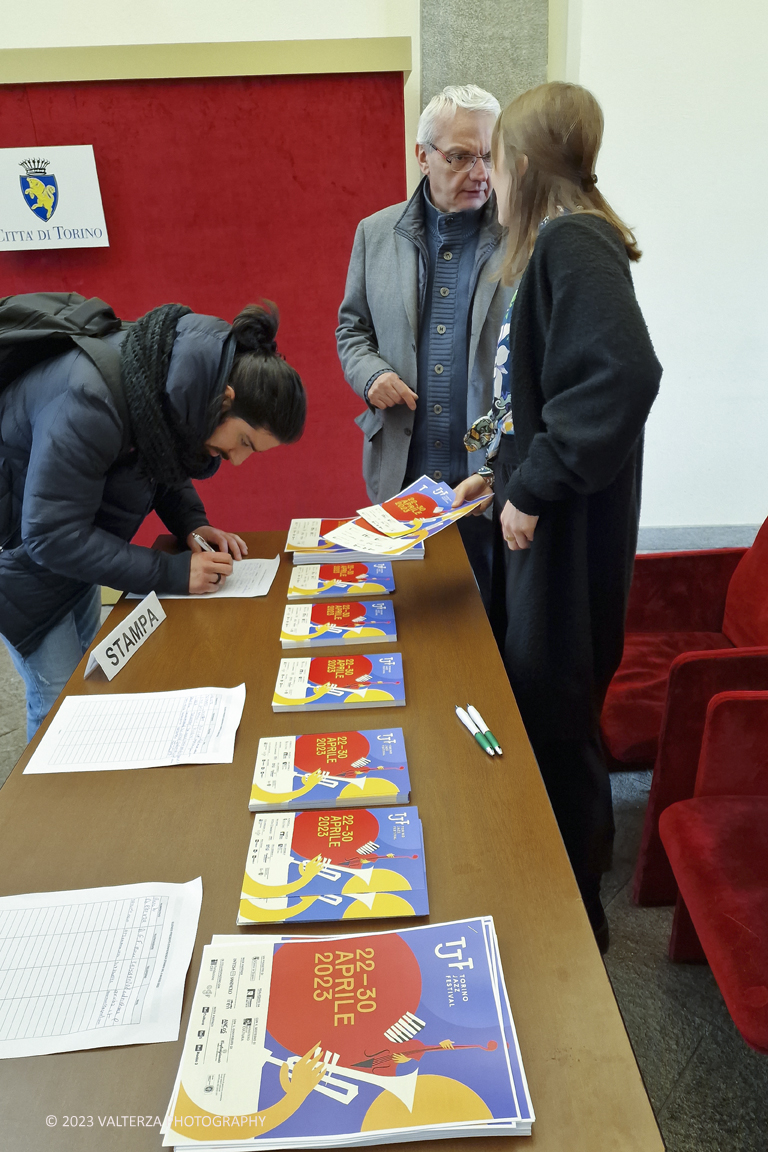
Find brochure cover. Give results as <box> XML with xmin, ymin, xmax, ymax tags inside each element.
<box><xmin>287</xmin><ymin>562</ymin><xmax>395</xmax><ymax>600</ymax></box>
<box><xmin>357</xmin><ymin>475</ymin><xmax>487</xmax><ymax>540</ymax></box>
<box><xmin>238</xmin><ymin>807</ymin><xmax>426</xmax><ymax>927</ymax></box>
<box><xmin>249</xmin><ymin>728</ymin><xmax>410</xmax><ymax>810</ymax></box>
<box><xmin>285</xmin><ymin>519</ymin><xmax>353</xmax><ymax>555</ymax></box>
<box><xmin>280</xmin><ymin>602</ymin><xmax>397</xmax><ymax>649</ymax></box>
<box><xmin>272</xmin><ymin>654</ymin><xmax>405</xmax><ymax>712</ymax></box>
<box><xmin>162</xmin><ymin>918</ymin><xmax>534</xmax><ymax>1148</ymax></box>
<box><xmin>287</xmin><ymin>518</ymin><xmax>425</xmax><ymax>564</ymax></box>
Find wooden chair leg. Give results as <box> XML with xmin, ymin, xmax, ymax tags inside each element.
<box><xmin>668</xmin><ymin>894</ymin><xmax>707</xmax><ymax>963</ymax></box>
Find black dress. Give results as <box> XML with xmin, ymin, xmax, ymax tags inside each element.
<box><xmin>489</xmin><ymin>213</ymin><xmax>662</xmax><ymax>919</ymax></box>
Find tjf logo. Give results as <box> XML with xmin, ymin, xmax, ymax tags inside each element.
<box><xmin>19</xmin><ymin>157</ymin><xmax>58</xmax><ymax>221</ymax></box>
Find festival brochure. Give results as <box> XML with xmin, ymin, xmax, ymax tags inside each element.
<box><xmin>286</xmin><ymin>518</ymin><xmax>425</xmax><ymax>564</ymax></box>
<box><xmin>249</xmin><ymin>729</ymin><xmax>410</xmax><ymax>811</ymax></box>
<box><xmin>161</xmin><ymin>917</ymin><xmax>533</xmax><ymax>1148</ymax></box>
<box><xmin>272</xmin><ymin>654</ymin><xmax>405</xmax><ymax>713</ymax></box>
<box><xmin>321</xmin><ymin>519</ymin><xmax>425</xmax><ymax>558</ymax></box>
<box><xmin>356</xmin><ymin>475</ymin><xmax>488</xmax><ymax>540</ymax></box>
<box><xmin>280</xmin><ymin>602</ymin><xmax>397</xmax><ymax>649</ymax></box>
<box><xmin>237</xmin><ymin>807</ymin><xmax>427</xmax><ymax>926</ymax></box>
<box><xmin>205</xmin><ymin>918</ymin><xmax>533</xmax><ymax>1130</ymax></box>
<box><xmin>287</xmin><ymin>562</ymin><xmax>395</xmax><ymax>600</ymax></box>
<box><xmin>237</xmin><ymin>887</ymin><xmax>429</xmax><ymax>926</ymax></box>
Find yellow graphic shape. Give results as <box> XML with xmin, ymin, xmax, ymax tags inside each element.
<box><xmin>342</xmin><ymin>892</ymin><xmax>414</xmax><ymax>918</ymax></box>
<box><xmin>344</xmin><ymin>689</ymin><xmax>394</xmax><ymax>704</ymax></box>
<box><xmin>361</xmin><ymin>1075</ymin><xmax>493</xmax><ymax>1130</ymax></box>
<box><xmin>339</xmin><ymin>778</ymin><xmax>399</xmax><ymax>799</ymax></box>
<box><xmin>342</xmin><ymin>868</ymin><xmax>412</xmax><ymax>894</ymax></box>
<box><xmin>238</xmin><ymin>895</ymin><xmax>316</xmax><ymax>922</ymax></box>
<box><xmin>250</xmin><ymin>770</ymin><xmax>323</xmax><ymax>805</ymax></box>
<box><xmin>282</xmin><ymin>624</ymin><xmax>386</xmax><ymax>643</ymax></box>
<box><xmin>241</xmin><ymin>855</ymin><xmax>325</xmax><ymax>899</ymax></box>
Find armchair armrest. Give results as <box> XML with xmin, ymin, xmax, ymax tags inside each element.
<box><xmin>696</xmin><ymin>691</ymin><xmax>768</xmax><ymax>797</ymax></box>
<box><xmin>634</xmin><ymin>646</ymin><xmax>768</xmax><ymax>904</ymax></box>
<box><xmin>626</xmin><ymin>549</ymin><xmax>746</xmax><ymax>633</ymax></box>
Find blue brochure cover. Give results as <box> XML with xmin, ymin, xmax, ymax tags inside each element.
<box><xmin>357</xmin><ymin>474</ymin><xmax>487</xmax><ymax>540</ymax></box>
<box><xmin>272</xmin><ymin>653</ymin><xmax>405</xmax><ymax>711</ymax></box>
<box><xmin>249</xmin><ymin>728</ymin><xmax>410</xmax><ymax>810</ymax></box>
<box><xmin>239</xmin><ymin>807</ymin><xmax>426</xmax><ymax>921</ymax></box>
<box><xmin>287</xmin><ymin>562</ymin><xmax>395</xmax><ymax>599</ymax></box>
<box><xmin>280</xmin><ymin>601</ymin><xmax>397</xmax><ymax>648</ymax></box>
<box><xmin>165</xmin><ymin>918</ymin><xmax>533</xmax><ymax>1145</ymax></box>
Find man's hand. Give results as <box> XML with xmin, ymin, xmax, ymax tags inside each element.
<box><xmin>499</xmin><ymin>501</ymin><xmax>539</xmax><ymax>550</ymax></box>
<box><xmin>188</xmin><ymin>525</ymin><xmax>248</xmax><ymax>561</ymax></box>
<box><xmin>368</xmin><ymin>372</ymin><xmax>418</xmax><ymax>411</ymax></box>
<box><xmin>189</xmin><ymin>551</ymin><xmax>233</xmax><ymax>593</ymax></box>
<box><xmin>451</xmin><ymin>474</ymin><xmax>494</xmax><ymax>515</ymax></box>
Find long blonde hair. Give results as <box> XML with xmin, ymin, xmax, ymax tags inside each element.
<box><xmin>493</xmin><ymin>82</ymin><xmax>641</xmax><ymax>283</ymax></box>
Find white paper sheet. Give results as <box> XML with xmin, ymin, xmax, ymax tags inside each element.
<box><xmin>0</xmin><ymin>877</ymin><xmax>202</xmax><ymax>1059</ymax></box>
<box><xmin>128</xmin><ymin>557</ymin><xmax>280</xmax><ymax>599</ymax></box>
<box><xmin>23</xmin><ymin>684</ymin><xmax>246</xmax><ymax>774</ymax></box>
<box><xmin>323</xmin><ymin>521</ymin><xmax>422</xmax><ymax>556</ymax></box>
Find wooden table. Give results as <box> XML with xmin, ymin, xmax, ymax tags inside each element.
<box><xmin>0</xmin><ymin>529</ymin><xmax>662</xmax><ymax>1151</ymax></box>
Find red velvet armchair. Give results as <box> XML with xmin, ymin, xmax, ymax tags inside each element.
<box><xmin>659</xmin><ymin>691</ymin><xmax>768</xmax><ymax>1054</ymax></box>
<box><xmin>600</xmin><ymin>517</ymin><xmax>768</xmax><ymax>904</ymax></box>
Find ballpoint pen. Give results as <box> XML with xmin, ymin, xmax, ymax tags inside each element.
<box><xmin>455</xmin><ymin>706</ymin><xmax>494</xmax><ymax>757</ymax></box>
<box><xmin>467</xmin><ymin>704</ymin><xmax>502</xmax><ymax>756</ymax></box>
<box><xmin>191</xmin><ymin>532</ymin><xmax>215</xmax><ymax>553</ymax></box>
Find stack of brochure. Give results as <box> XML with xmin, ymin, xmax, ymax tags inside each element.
<box><xmin>286</xmin><ymin>518</ymin><xmax>425</xmax><ymax>564</ymax></box>
<box><xmin>324</xmin><ymin>475</ymin><xmax>488</xmax><ymax>560</ymax></box>
<box><xmin>287</xmin><ymin>561</ymin><xmax>395</xmax><ymax>600</ymax></box>
<box><xmin>161</xmin><ymin>917</ymin><xmax>534</xmax><ymax>1148</ymax></box>
<box><xmin>272</xmin><ymin>653</ymin><xmax>405</xmax><ymax>712</ymax></box>
<box><xmin>248</xmin><ymin>728</ymin><xmax>410</xmax><ymax>811</ymax></box>
<box><xmin>237</xmin><ymin>805</ymin><xmax>427</xmax><ymax>925</ymax></box>
<box><xmin>280</xmin><ymin>602</ymin><xmax>397</xmax><ymax>649</ymax></box>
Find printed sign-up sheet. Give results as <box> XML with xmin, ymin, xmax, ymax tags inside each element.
<box><xmin>0</xmin><ymin>878</ymin><xmax>202</xmax><ymax>1060</ymax></box>
<box><xmin>23</xmin><ymin>684</ymin><xmax>246</xmax><ymax>774</ymax></box>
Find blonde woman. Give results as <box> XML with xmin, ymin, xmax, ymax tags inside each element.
<box><xmin>454</xmin><ymin>83</ymin><xmax>662</xmax><ymax>951</ymax></box>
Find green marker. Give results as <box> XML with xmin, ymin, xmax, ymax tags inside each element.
<box><xmin>455</xmin><ymin>706</ymin><xmax>494</xmax><ymax>757</ymax></box>
<box><xmin>467</xmin><ymin>704</ymin><xmax>503</xmax><ymax>756</ymax></box>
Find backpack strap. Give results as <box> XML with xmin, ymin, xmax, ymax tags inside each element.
<box><xmin>72</xmin><ymin>334</ymin><xmax>132</xmax><ymax>456</ymax></box>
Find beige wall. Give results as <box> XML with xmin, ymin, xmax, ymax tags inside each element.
<box><xmin>551</xmin><ymin>0</ymin><xmax>768</xmax><ymax>529</ymax></box>
<box><xmin>2</xmin><ymin>0</ymin><xmax>422</xmax><ymax>192</ymax></box>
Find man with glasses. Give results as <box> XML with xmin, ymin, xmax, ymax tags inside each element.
<box><xmin>337</xmin><ymin>85</ymin><xmax>511</xmax><ymax>608</ymax></box>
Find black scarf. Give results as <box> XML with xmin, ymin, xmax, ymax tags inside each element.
<box><xmin>120</xmin><ymin>304</ymin><xmax>214</xmax><ymax>487</ymax></box>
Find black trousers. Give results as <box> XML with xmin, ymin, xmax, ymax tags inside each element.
<box><xmin>456</xmin><ymin>511</ymin><xmax>494</xmax><ymax>614</ymax></box>
<box><xmin>530</xmin><ymin>736</ymin><xmax>615</xmax><ymax>925</ymax></box>
<box><xmin>489</xmin><ymin>437</ymin><xmax>615</xmax><ymax>921</ymax></box>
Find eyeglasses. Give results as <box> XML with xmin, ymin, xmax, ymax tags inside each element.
<box><xmin>427</xmin><ymin>144</ymin><xmax>492</xmax><ymax>173</ymax></box>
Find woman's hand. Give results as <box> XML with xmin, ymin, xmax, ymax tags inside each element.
<box><xmin>189</xmin><ymin>550</ymin><xmax>233</xmax><ymax>593</ymax></box>
<box><xmin>187</xmin><ymin>524</ymin><xmax>248</xmax><ymax>561</ymax></box>
<box><xmin>499</xmin><ymin>501</ymin><xmax>539</xmax><ymax>550</ymax></box>
<box><xmin>451</xmin><ymin>473</ymin><xmax>494</xmax><ymax>515</ymax></box>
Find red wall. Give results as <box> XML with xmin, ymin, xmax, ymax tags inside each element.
<box><xmin>0</xmin><ymin>72</ymin><xmax>406</xmax><ymax>540</ymax></box>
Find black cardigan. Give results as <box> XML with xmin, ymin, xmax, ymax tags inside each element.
<box><xmin>492</xmin><ymin>213</ymin><xmax>663</xmax><ymax>743</ymax></box>
<box><xmin>501</xmin><ymin>212</ymin><xmax>662</xmax><ymax>515</ymax></box>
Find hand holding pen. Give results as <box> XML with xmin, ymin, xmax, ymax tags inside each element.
<box><xmin>188</xmin><ymin>531</ymin><xmax>233</xmax><ymax>593</ymax></box>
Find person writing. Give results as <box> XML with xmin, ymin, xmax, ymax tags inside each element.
<box><xmin>0</xmin><ymin>300</ymin><xmax>305</xmax><ymax>738</ymax></box>
<box><xmin>453</xmin><ymin>83</ymin><xmax>662</xmax><ymax>951</ymax></box>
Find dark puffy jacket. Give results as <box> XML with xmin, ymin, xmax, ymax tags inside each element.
<box><xmin>0</xmin><ymin>312</ymin><xmax>235</xmax><ymax>656</ymax></box>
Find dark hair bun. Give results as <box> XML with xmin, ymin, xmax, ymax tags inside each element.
<box><xmin>232</xmin><ymin>301</ymin><xmax>279</xmax><ymax>356</ymax></box>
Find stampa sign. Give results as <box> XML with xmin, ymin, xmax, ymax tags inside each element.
<box><xmin>0</xmin><ymin>144</ymin><xmax>109</xmax><ymax>251</ymax></box>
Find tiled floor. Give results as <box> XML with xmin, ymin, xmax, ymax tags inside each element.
<box><xmin>0</xmin><ymin>650</ymin><xmax>766</xmax><ymax>1148</ymax></box>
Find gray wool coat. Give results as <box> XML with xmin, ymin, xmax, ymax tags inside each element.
<box><xmin>336</xmin><ymin>178</ymin><xmax>512</xmax><ymax>502</ymax></box>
